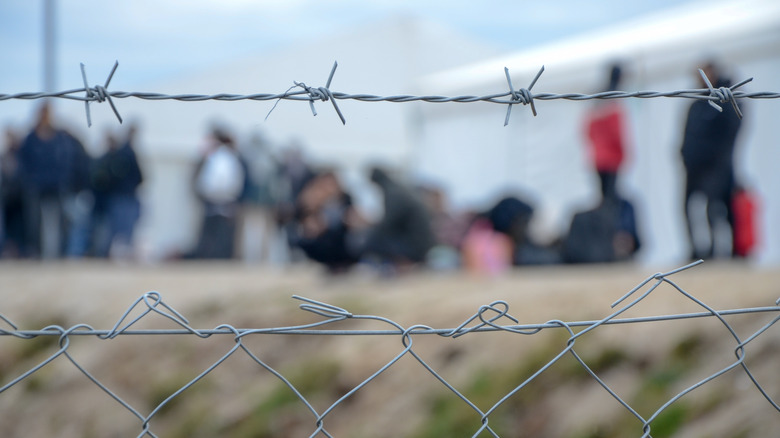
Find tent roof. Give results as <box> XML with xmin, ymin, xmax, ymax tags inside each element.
<box><xmin>418</xmin><ymin>0</ymin><xmax>780</xmax><ymax>94</ymax></box>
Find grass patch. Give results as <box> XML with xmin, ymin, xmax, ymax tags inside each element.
<box><xmin>670</xmin><ymin>332</ymin><xmax>706</xmax><ymax>364</ymax></box>
<box><xmin>146</xmin><ymin>374</ymin><xmax>206</xmax><ymax>416</ymax></box>
<box><xmin>222</xmin><ymin>358</ymin><xmax>342</xmax><ymax>438</ymax></box>
<box><xmin>160</xmin><ymin>404</ymin><xmax>220</xmax><ymax>438</ymax></box>
<box><xmin>646</xmin><ymin>402</ymin><xmax>689</xmax><ymax>437</ymax></box>
<box><xmin>415</xmin><ymin>331</ymin><xmax>584</xmax><ymax>437</ymax></box>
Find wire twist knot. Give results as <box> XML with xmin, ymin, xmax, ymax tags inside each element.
<box><xmin>80</xmin><ymin>61</ymin><xmax>123</xmax><ymax>127</ymax></box>
<box><xmin>291</xmin><ymin>61</ymin><xmax>345</xmax><ymax>125</ymax></box>
<box><xmin>86</xmin><ymin>84</ymin><xmax>109</xmax><ymax>103</ymax></box>
<box><xmin>504</xmin><ymin>65</ymin><xmax>544</xmax><ymax>125</ymax></box>
<box><xmin>296</xmin><ymin>83</ymin><xmax>332</xmax><ymax>103</ymax></box>
<box><xmin>698</xmin><ymin>68</ymin><xmax>753</xmax><ymax>119</ymax></box>
<box><xmin>509</xmin><ymin>87</ymin><xmax>533</xmax><ymax>106</ymax></box>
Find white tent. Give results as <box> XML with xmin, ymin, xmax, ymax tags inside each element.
<box><xmin>412</xmin><ymin>0</ymin><xmax>780</xmax><ymax>266</ymax></box>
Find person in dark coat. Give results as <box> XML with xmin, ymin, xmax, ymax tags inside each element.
<box><xmin>1</xmin><ymin>127</ymin><xmax>26</xmax><ymax>257</ymax></box>
<box><xmin>293</xmin><ymin>170</ymin><xmax>360</xmax><ymax>273</ymax></box>
<box><xmin>18</xmin><ymin>103</ymin><xmax>90</xmax><ymax>258</ymax></box>
<box><xmin>362</xmin><ymin>167</ymin><xmax>435</xmax><ymax>266</ymax></box>
<box><xmin>90</xmin><ymin>124</ymin><xmax>144</xmax><ymax>258</ymax></box>
<box><xmin>680</xmin><ymin>62</ymin><xmax>742</xmax><ymax>260</ymax></box>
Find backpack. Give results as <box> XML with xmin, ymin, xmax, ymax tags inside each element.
<box><xmin>732</xmin><ymin>187</ymin><xmax>758</xmax><ymax>257</ymax></box>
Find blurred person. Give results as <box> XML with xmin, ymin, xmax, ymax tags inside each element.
<box><xmin>562</xmin><ymin>194</ymin><xmax>640</xmax><ymax>264</ymax></box>
<box><xmin>1</xmin><ymin>127</ymin><xmax>26</xmax><ymax>257</ymax></box>
<box><xmin>361</xmin><ymin>166</ymin><xmax>435</xmax><ymax>270</ymax></box>
<box><xmin>90</xmin><ymin>124</ymin><xmax>144</xmax><ymax>259</ymax></box>
<box><xmin>461</xmin><ymin>214</ymin><xmax>513</xmax><ymax>275</ymax></box>
<box><xmin>462</xmin><ymin>196</ymin><xmax>561</xmax><ymax>273</ymax></box>
<box><xmin>237</xmin><ymin>130</ymin><xmax>282</xmax><ymax>263</ymax></box>
<box><xmin>563</xmin><ymin>63</ymin><xmax>641</xmax><ymax>264</ymax></box>
<box><xmin>275</xmin><ymin>143</ymin><xmax>315</xmax><ymax>262</ymax></box>
<box><xmin>292</xmin><ymin>170</ymin><xmax>361</xmax><ymax>273</ymax></box>
<box><xmin>190</xmin><ymin>125</ymin><xmax>249</xmax><ymax>259</ymax></box>
<box><xmin>680</xmin><ymin>61</ymin><xmax>743</xmax><ymax>260</ymax></box>
<box><xmin>584</xmin><ymin>63</ymin><xmax>628</xmax><ymax>201</ymax></box>
<box><xmin>62</xmin><ymin>129</ymin><xmax>93</xmax><ymax>258</ymax></box>
<box><xmin>88</xmin><ymin>130</ymin><xmax>115</xmax><ymax>257</ymax></box>
<box><xmin>278</xmin><ymin>143</ymin><xmax>315</xmax><ymax>205</ymax></box>
<box><xmin>489</xmin><ymin>196</ymin><xmax>562</xmax><ymax>266</ymax></box>
<box><xmin>418</xmin><ymin>185</ymin><xmax>473</xmax><ymax>271</ymax></box>
<box><xmin>18</xmin><ymin>102</ymin><xmax>90</xmax><ymax>259</ymax></box>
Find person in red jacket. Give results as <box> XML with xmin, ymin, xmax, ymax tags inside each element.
<box><xmin>585</xmin><ymin>63</ymin><xmax>627</xmax><ymax>201</ymax></box>
<box><xmin>566</xmin><ymin>63</ymin><xmax>641</xmax><ymax>263</ymax></box>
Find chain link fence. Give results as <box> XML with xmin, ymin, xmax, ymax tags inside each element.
<box><xmin>2</xmin><ymin>60</ymin><xmax>779</xmax><ymax>436</ymax></box>
<box><xmin>0</xmin><ymin>261</ymin><xmax>778</xmax><ymax>437</ymax></box>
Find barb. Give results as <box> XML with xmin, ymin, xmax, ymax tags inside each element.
<box><xmin>1</xmin><ymin>62</ymin><xmax>773</xmax><ymax>127</ymax></box>
<box><xmin>80</xmin><ymin>61</ymin><xmax>123</xmax><ymax>127</ymax></box>
<box><xmin>698</xmin><ymin>68</ymin><xmax>752</xmax><ymax>119</ymax></box>
<box><xmin>504</xmin><ymin>65</ymin><xmax>544</xmax><ymax>124</ymax></box>
<box><xmin>292</xmin><ymin>60</ymin><xmax>346</xmax><ymax>125</ymax></box>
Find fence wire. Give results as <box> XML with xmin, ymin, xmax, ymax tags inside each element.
<box><xmin>1</xmin><ymin>61</ymin><xmax>779</xmax><ymax>126</ymax></box>
<box><xmin>0</xmin><ymin>260</ymin><xmax>778</xmax><ymax>437</ymax></box>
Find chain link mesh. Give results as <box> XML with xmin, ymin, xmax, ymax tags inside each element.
<box><xmin>1</xmin><ymin>261</ymin><xmax>778</xmax><ymax>437</ymax></box>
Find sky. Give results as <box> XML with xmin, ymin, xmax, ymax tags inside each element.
<box><xmin>0</xmin><ymin>0</ymin><xmax>695</xmax><ymax>94</ymax></box>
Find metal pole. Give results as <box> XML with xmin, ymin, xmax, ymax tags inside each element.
<box><xmin>43</xmin><ymin>0</ymin><xmax>56</xmax><ymax>92</ymax></box>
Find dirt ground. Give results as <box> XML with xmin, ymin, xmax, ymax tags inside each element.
<box><xmin>0</xmin><ymin>260</ymin><xmax>777</xmax><ymax>437</ymax></box>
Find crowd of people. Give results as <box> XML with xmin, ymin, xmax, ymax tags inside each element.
<box><xmin>1</xmin><ymin>102</ymin><xmax>142</xmax><ymax>260</ymax></box>
<box><xmin>0</xmin><ymin>60</ymin><xmax>753</xmax><ymax>272</ymax></box>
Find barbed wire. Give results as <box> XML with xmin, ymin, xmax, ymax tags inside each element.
<box><xmin>1</xmin><ymin>61</ymin><xmax>778</xmax><ymax>127</ymax></box>
<box><xmin>1</xmin><ymin>260</ymin><xmax>778</xmax><ymax>437</ymax></box>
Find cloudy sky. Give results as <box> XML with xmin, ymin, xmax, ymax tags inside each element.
<box><xmin>1</xmin><ymin>0</ymin><xmax>694</xmax><ymax>94</ymax></box>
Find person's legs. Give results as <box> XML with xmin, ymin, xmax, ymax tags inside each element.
<box><xmin>685</xmin><ymin>182</ymin><xmax>714</xmax><ymax>260</ymax></box>
<box><xmin>706</xmin><ymin>191</ymin><xmax>733</xmax><ymax>259</ymax></box>
<box><xmin>39</xmin><ymin>194</ymin><xmax>63</xmax><ymax>259</ymax></box>
<box><xmin>200</xmin><ymin>214</ymin><xmax>236</xmax><ymax>259</ymax></box>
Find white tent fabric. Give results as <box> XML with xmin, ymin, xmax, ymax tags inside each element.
<box><xmin>413</xmin><ymin>0</ymin><xmax>780</xmax><ymax>266</ymax></box>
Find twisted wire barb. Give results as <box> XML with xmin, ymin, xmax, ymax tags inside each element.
<box><xmin>698</xmin><ymin>67</ymin><xmax>751</xmax><ymax>118</ymax></box>
<box><xmin>504</xmin><ymin>65</ymin><xmax>544</xmax><ymax>124</ymax></box>
<box><xmin>79</xmin><ymin>61</ymin><xmax>123</xmax><ymax>126</ymax></box>
<box><xmin>0</xmin><ymin>262</ymin><xmax>778</xmax><ymax>437</ymax></box>
<box><xmin>1</xmin><ymin>61</ymin><xmax>774</xmax><ymax>127</ymax></box>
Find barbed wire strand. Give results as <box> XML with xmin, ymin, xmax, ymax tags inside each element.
<box><xmin>1</xmin><ymin>61</ymin><xmax>774</xmax><ymax>127</ymax></box>
<box><xmin>1</xmin><ymin>262</ymin><xmax>778</xmax><ymax>437</ymax></box>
